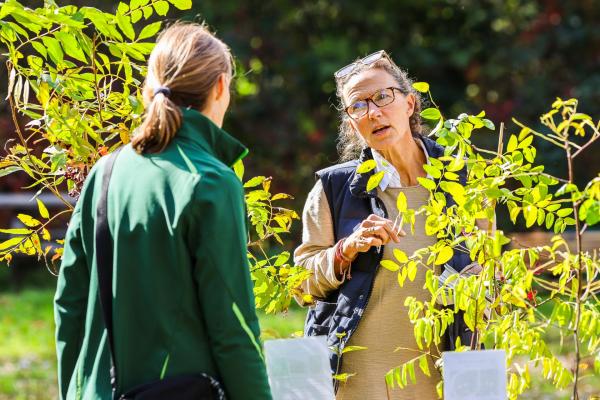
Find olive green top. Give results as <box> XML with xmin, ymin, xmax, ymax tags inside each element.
<box><xmin>54</xmin><ymin>108</ymin><xmax>272</xmax><ymax>400</ymax></box>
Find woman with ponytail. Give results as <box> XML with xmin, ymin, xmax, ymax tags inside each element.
<box><xmin>54</xmin><ymin>22</ymin><xmax>272</xmax><ymax>400</ymax></box>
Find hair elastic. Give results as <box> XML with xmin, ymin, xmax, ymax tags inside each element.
<box><xmin>153</xmin><ymin>86</ymin><xmax>171</xmax><ymax>98</ymax></box>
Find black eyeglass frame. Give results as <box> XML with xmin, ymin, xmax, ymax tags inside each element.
<box><xmin>344</xmin><ymin>87</ymin><xmax>404</xmax><ymax>120</ymax></box>
<box><xmin>334</xmin><ymin>50</ymin><xmax>393</xmax><ymax>80</ymax></box>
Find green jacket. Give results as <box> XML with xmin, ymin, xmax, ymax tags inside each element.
<box><xmin>54</xmin><ymin>108</ymin><xmax>272</xmax><ymax>400</ymax></box>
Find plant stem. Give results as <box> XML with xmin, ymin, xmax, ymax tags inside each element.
<box><xmin>565</xmin><ymin>134</ymin><xmax>582</xmax><ymax>400</ymax></box>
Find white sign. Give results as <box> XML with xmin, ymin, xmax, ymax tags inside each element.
<box><xmin>443</xmin><ymin>349</ymin><xmax>506</xmax><ymax>400</ymax></box>
<box><xmin>264</xmin><ymin>336</ymin><xmax>335</xmax><ymax>400</ymax></box>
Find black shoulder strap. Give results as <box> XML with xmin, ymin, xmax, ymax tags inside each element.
<box><xmin>95</xmin><ymin>146</ymin><xmax>123</xmax><ymax>397</ymax></box>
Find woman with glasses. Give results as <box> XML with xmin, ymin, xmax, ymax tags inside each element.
<box><xmin>294</xmin><ymin>51</ymin><xmax>473</xmax><ymax>399</ymax></box>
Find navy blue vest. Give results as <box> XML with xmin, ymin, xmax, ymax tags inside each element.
<box><xmin>304</xmin><ymin>137</ymin><xmax>473</xmax><ymax>379</ymax></box>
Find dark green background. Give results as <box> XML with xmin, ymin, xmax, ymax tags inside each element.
<box><xmin>2</xmin><ymin>0</ymin><xmax>599</xmax><ymax>239</ymax></box>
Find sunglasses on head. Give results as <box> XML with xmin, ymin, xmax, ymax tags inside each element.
<box><xmin>334</xmin><ymin>50</ymin><xmax>393</xmax><ymax>79</ymax></box>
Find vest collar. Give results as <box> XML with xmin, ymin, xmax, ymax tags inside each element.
<box><xmin>177</xmin><ymin>107</ymin><xmax>248</xmax><ymax>167</ymax></box>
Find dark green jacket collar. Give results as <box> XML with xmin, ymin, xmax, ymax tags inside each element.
<box><xmin>177</xmin><ymin>107</ymin><xmax>248</xmax><ymax>167</ymax></box>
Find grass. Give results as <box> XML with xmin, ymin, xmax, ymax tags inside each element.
<box><xmin>0</xmin><ymin>287</ymin><xmax>306</xmax><ymax>400</ymax></box>
<box><xmin>1</xmin><ymin>283</ymin><xmax>598</xmax><ymax>399</ymax></box>
<box><xmin>0</xmin><ymin>288</ymin><xmax>58</xmax><ymax>400</ymax></box>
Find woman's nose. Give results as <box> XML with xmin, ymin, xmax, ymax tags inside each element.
<box><xmin>368</xmin><ymin>101</ymin><xmax>383</xmax><ymax>119</ymax></box>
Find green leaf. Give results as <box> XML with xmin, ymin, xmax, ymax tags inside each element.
<box><xmin>366</xmin><ymin>171</ymin><xmax>385</xmax><ymax>192</ymax></box>
<box><xmin>131</xmin><ymin>9</ymin><xmax>143</xmax><ymax>23</ymax></box>
<box><xmin>130</xmin><ymin>0</ymin><xmax>150</xmax><ymax>9</ymax></box>
<box><xmin>506</xmin><ymin>134</ymin><xmax>518</xmax><ymax>153</ymax></box>
<box><xmin>556</xmin><ymin>208</ymin><xmax>573</xmax><ymax>218</ymax></box>
<box><xmin>444</xmin><ymin>171</ymin><xmax>459</xmax><ymax>181</ymax></box>
<box><xmin>36</xmin><ymin>198</ymin><xmax>49</xmax><ymax>219</ymax></box>
<box><xmin>41</xmin><ymin>36</ymin><xmax>64</xmax><ymax>65</ymax></box>
<box><xmin>55</xmin><ymin>31</ymin><xmax>86</xmax><ymax>62</ymax></box>
<box><xmin>31</xmin><ymin>40</ymin><xmax>47</xmax><ymax>59</ymax></box>
<box><xmin>435</xmin><ymin>246</ymin><xmax>453</xmax><ymax>265</ymax></box>
<box><xmin>423</xmin><ymin>163</ymin><xmax>441</xmax><ymax>179</ymax></box>
<box><xmin>169</xmin><ymin>0</ymin><xmax>193</xmax><ymax>9</ymax></box>
<box><xmin>143</xmin><ymin>5</ymin><xmax>153</xmax><ymax>19</ymax></box>
<box><xmin>356</xmin><ymin>159</ymin><xmax>377</xmax><ymax>174</ymax></box>
<box><xmin>273</xmin><ymin>251</ymin><xmax>290</xmax><ymax>266</ymax></box>
<box><xmin>393</xmin><ymin>249</ymin><xmax>408</xmax><ymax>263</ymax></box>
<box><xmin>545</xmin><ymin>212</ymin><xmax>555</xmax><ymax>229</ymax></box>
<box><xmin>524</xmin><ymin>205</ymin><xmax>538</xmax><ymax>228</ymax></box>
<box><xmin>153</xmin><ymin>0</ymin><xmax>169</xmax><ymax>15</ymax></box>
<box><xmin>81</xmin><ymin>8</ymin><xmax>113</xmax><ymax>38</ymax></box>
<box><xmin>420</xmin><ymin>107</ymin><xmax>441</xmax><ymax>120</ymax></box>
<box><xmin>0</xmin><ymin>165</ymin><xmax>23</xmax><ymax>178</ymax></box>
<box><xmin>396</xmin><ymin>191</ymin><xmax>407</xmax><ymax>213</ymax></box>
<box><xmin>412</xmin><ymin>81</ymin><xmax>429</xmax><ymax>93</ymax></box>
<box><xmin>518</xmin><ymin>135</ymin><xmax>534</xmax><ymax>149</ymax></box>
<box><xmin>419</xmin><ymin>355</ymin><xmax>431</xmax><ymax>377</ymax></box>
<box><xmin>244</xmin><ymin>176</ymin><xmax>266</xmax><ymax>188</ymax></box>
<box><xmin>407</xmin><ymin>361</ymin><xmax>416</xmax><ymax>384</ymax></box>
<box><xmin>138</xmin><ymin>21</ymin><xmax>162</xmax><ymax>40</ymax></box>
<box><xmin>482</xmin><ymin>118</ymin><xmax>495</xmax><ymax>130</ymax></box>
<box><xmin>440</xmin><ymin>181</ymin><xmax>465</xmax><ymax>197</ymax></box>
<box><xmin>116</xmin><ymin>13</ymin><xmax>135</xmax><ymax>40</ymax></box>
<box><xmin>417</xmin><ymin>177</ymin><xmax>436</xmax><ymax>191</ymax></box>
<box><xmin>381</xmin><ymin>260</ymin><xmax>400</xmax><ymax>272</ymax></box>
<box><xmin>233</xmin><ymin>158</ymin><xmax>244</xmax><ymax>181</ymax></box>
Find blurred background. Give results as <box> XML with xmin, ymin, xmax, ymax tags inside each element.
<box><xmin>1</xmin><ymin>0</ymin><xmax>599</xmax><ymax>398</ymax></box>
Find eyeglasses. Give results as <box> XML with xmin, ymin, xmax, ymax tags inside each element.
<box><xmin>344</xmin><ymin>87</ymin><xmax>402</xmax><ymax>120</ymax></box>
<box><xmin>334</xmin><ymin>50</ymin><xmax>392</xmax><ymax>80</ymax></box>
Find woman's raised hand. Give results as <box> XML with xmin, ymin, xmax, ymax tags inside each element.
<box><xmin>341</xmin><ymin>214</ymin><xmax>406</xmax><ymax>260</ymax></box>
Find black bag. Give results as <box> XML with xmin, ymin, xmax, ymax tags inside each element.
<box><xmin>96</xmin><ymin>148</ymin><xmax>225</xmax><ymax>400</ymax></box>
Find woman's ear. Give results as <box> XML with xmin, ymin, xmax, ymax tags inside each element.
<box><xmin>214</xmin><ymin>72</ymin><xmax>229</xmax><ymax>101</ymax></box>
<box><xmin>406</xmin><ymin>93</ymin><xmax>416</xmax><ymax>117</ymax></box>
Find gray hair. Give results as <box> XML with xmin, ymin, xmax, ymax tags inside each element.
<box><xmin>334</xmin><ymin>59</ymin><xmax>426</xmax><ymax>161</ymax></box>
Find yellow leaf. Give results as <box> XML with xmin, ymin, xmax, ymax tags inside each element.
<box><xmin>435</xmin><ymin>246</ymin><xmax>454</xmax><ymax>265</ymax></box>
<box><xmin>381</xmin><ymin>260</ymin><xmax>400</xmax><ymax>272</ymax></box>
<box><xmin>393</xmin><ymin>249</ymin><xmax>408</xmax><ymax>263</ymax></box>
<box><xmin>507</xmin><ymin>134</ymin><xmax>518</xmax><ymax>153</ymax></box>
<box><xmin>333</xmin><ymin>373</ymin><xmax>356</xmax><ymax>383</ymax></box>
<box><xmin>0</xmin><ymin>237</ymin><xmax>24</xmax><ymax>251</ymax></box>
<box><xmin>356</xmin><ymin>159</ymin><xmax>377</xmax><ymax>174</ymax></box>
<box><xmin>366</xmin><ymin>171</ymin><xmax>385</xmax><ymax>192</ymax></box>
<box><xmin>342</xmin><ymin>345</ymin><xmax>368</xmax><ymax>354</ymax></box>
<box><xmin>396</xmin><ymin>191</ymin><xmax>407</xmax><ymax>213</ymax></box>
<box><xmin>407</xmin><ymin>261</ymin><xmax>417</xmax><ymax>281</ymax></box>
<box><xmin>36</xmin><ymin>198</ymin><xmax>49</xmax><ymax>219</ymax></box>
<box><xmin>398</xmin><ymin>268</ymin><xmax>408</xmax><ymax>287</ymax></box>
<box><xmin>17</xmin><ymin>213</ymin><xmax>41</xmax><ymax>227</ymax></box>
<box><xmin>302</xmin><ymin>294</ymin><xmax>314</xmax><ymax>304</ymax></box>
<box><xmin>41</xmin><ymin>228</ymin><xmax>51</xmax><ymax>241</ymax></box>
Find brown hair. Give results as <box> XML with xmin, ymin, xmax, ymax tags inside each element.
<box><xmin>334</xmin><ymin>58</ymin><xmax>425</xmax><ymax>161</ymax></box>
<box><xmin>132</xmin><ymin>22</ymin><xmax>234</xmax><ymax>154</ymax></box>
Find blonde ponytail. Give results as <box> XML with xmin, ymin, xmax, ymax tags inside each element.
<box><xmin>132</xmin><ymin>22</ymin><xmax>233</xmax><ymax>154</ymax></box>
